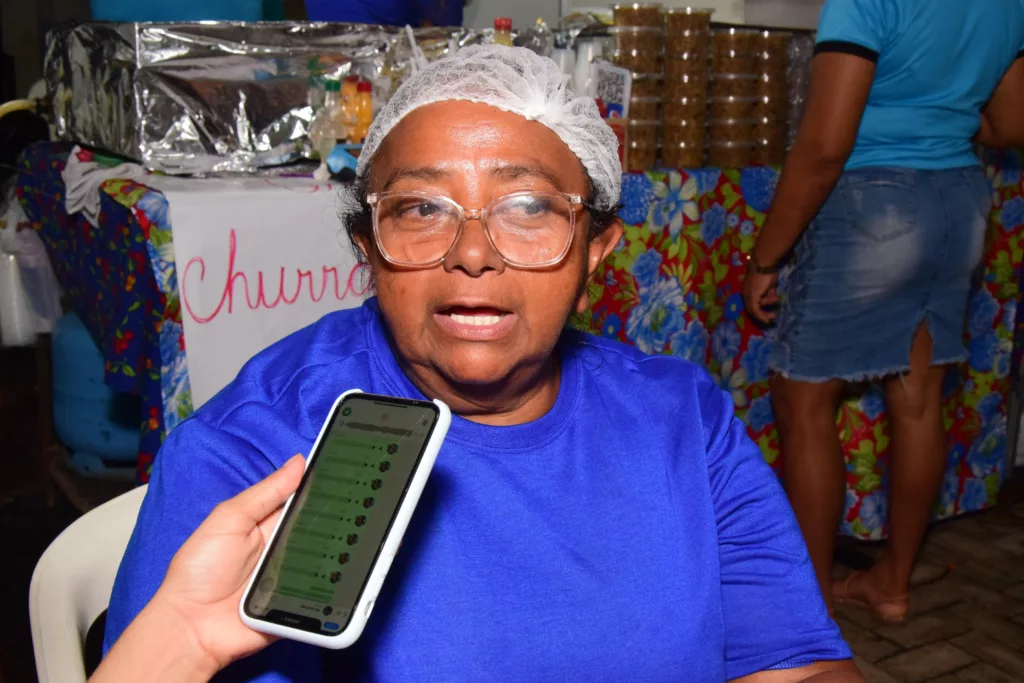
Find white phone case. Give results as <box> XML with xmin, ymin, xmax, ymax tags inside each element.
<box><xmin>238</xmin><ymin>388</ymin><xmax>451</xmax><ymax>649</ymax></box>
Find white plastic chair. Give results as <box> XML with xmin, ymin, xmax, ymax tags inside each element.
<box><xmin>29</xmin><ymin>484</ymin><xmax>148</xmax><ymax>683</ymax></box>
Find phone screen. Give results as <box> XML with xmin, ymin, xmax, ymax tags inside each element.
<box><xmin>243</xmin><ymin>393</ymin><xmax>440</xmax><ymax>635</ymax></box>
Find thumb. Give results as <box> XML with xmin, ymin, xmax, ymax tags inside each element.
<box><xmin>222</xmin><ymin>455</ymin><xmax>305</xmax><ymax>525</ymax></box>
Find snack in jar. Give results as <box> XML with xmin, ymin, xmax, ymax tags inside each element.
<box><xmin>753</xmin><ymin>118</ymin><xmax>786</xmax><ymax>149</ymax></box>
<box><xmin>630</xmin><ymin>96</ymin><xmax>664</xmax><ymax>120</ymax></box>
<box><xmin>664</xmin><ymin>94</ymin><xmax>706</xmax><ymax>120</ymax></box>
<box><xmin>627</xmin><ymin>140</ymin><xmax>659</xmax><ymax>170</ymax></box>
<box><xmin>708</xmin><ymin>118</ymin><xmax>756</xmax><ymax>144</ymax></box>
<box><xmin>754</xmin><ymin>49</ymin><xmax>788</xmax><ymax>71</ymax></box>
<box><xmin>628</xmin><ymin>119</ymin><xmax>662</xmax><ymax>148</ymax></box>
<box><xmin>752</xmin><ymin>94</ymin><xmax>787</xmax><ymax>120</ymax></box>
<box><xmin>664</xmin><ymin>117</ymin><xmax>706</xmax><ymax>149</ymax></box>
<box><xmin>609</xmin><ymin>49</ymin><xmax>662</xmax><ymax>73</ymax></box>
<box><xmin>712</xmin><ymin>28</ymin><xmax>758</xmax><ymax>57</ymax></box>
<box><xmin>756</xmin><ymin>71</ymin><xmax>788</xmax><ymax>98</ymax></box>
<box><xmin>659</xmin><ymin>54</ymin><xmax>708</xmax><ymax>81</ymax></box>
<box><xmin>631</xmin><ymin>72</ymin><xmax>665</xmax><ymax>97</ymax></box>
<box><xmin>662</xmin><ymin>142</ymin><xmax>706</xmax><ymax>169</ymax></box>
<box><xmin>613</xmin><ymin>3</ymin><xmax>664</xmax><ymax>27</ymax></box>
<box><xmin>751</xmin><ymin>140</ymin><xmax>786</xmax><ymax>166</ymax></box>
<box><xmin>755</xmin><ymin>30</ymin><xmax>790</xmax><ymax>59</ymax></box>
<box><xmin>709</xmin><ymin>96</ymin><xmax>757</xmax><ymax>118</ymax></box>
<box><xmin>664</xmin><ymin>7</ymin><xmax>713</xmax><ymax>33</ymax></box>
<box><xmin>710</xmin><ymin>73</ymin><xmax>759</xmax><ymax>98</ymax></box>
<box><xmin>608</xmin><ymin>26</ymin><xmax>665</xmax><ymax>52</ymax></box>
<box><xmin>666</xmin><ymin>80</ymin><xmax>708</xmax><ymax>107</ymax></box>
<box><xmin>664</xmin><ymin>52</ymin><xmax>706</xmax><ymax>80</ymax></box>
<box><xmin>712</xmin><ymin>52</ymin><xmax>755</xmax><ymax>75</ymax></box>
<box><xmin>666</xmin><ymin>30</ymin><xmax>710</xmax><ymax>55</ymax></box>
<box><xmin>707</xmin><ymin>141</ymin><xmax>754</xmax><ymax>167</ymax></box>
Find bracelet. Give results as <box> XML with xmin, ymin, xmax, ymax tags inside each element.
<box><xmin>746</xmin><ymin>253</ymin><xmax>780</xmax><ymax>275</ymax></box>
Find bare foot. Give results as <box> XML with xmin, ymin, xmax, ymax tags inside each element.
<box><xmin>832</xmin><ymin>569</ymin><xmax>909</xmax><ymax>622</ymax></box>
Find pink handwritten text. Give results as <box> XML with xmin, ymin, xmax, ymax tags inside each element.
<box><xmin>182</xmin><ymin>228</ymin><xmax>372</xmax><ymax>324</ymax></box>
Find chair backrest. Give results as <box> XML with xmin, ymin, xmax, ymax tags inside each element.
<box><xmin>29</xmin><ymin>484</ymin><xmax>148</xmax><ymax>683</ymax></box>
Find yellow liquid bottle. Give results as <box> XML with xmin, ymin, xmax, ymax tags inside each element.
<box><xmin>494</xmin><ymin>17</ymin><xmax>513</xmax><ymax>47</ymax></box>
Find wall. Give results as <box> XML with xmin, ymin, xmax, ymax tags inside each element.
<box><xmin>462</xmin><ymin>0</ymin><xmax>560</xmax><ymax>30</ymax></box>
<box><xmin>743</xmin><ymin>0</ymin><xmax>824</xmax><ymax>29</ymax></box>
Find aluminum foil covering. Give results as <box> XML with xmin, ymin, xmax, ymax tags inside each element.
<box><xmin>46</xmin><ymin>22</ymin><xmax>491</xmax><ymax>175</ymax></box>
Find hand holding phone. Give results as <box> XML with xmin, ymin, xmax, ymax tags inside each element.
<box><xmin>91</xmin><ymin>457</ymin><xmax>306</xmax><ymax>683</ymax></box>
<box><xmin>240</xmin><ymin>390</ymin><xmax>451</xmax><ymax>649</ymax></box>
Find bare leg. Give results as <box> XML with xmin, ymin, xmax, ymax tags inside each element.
<box><xmin>834</xmin><ymin>324</ymin><xmax>946</xmax><ymax>617</ymax></box>
<box><xmin>772</xmin><ymin>375</ymin><xmax>846</xmax><ymax>609</ymax></box>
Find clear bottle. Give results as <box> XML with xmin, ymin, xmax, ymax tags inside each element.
<box><xmin>310</xmin><ymin>78</ymin><xmax>346</xmax><ymax>168</ymax></box>
<box><xmin>354</xmin><ymin>80</ymin><xmax>373</xmax><ymax>143</ymax></box>
<box><xmin>494</xmin><ymin>18</ymin><xmax>513</xmax><ymax>47</ymax></box>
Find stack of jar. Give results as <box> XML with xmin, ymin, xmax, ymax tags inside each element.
<box><xmin>706</xmin><ymin>28</ymin><xmax>758</xmax><ymax>167</ymax></box>
<box><xmin>706</xmin><ymin>28</ymin><xmax>791</xmax><ymax>167</ymax></box>
<box><xmin>752</xmin><ymin>30</ymin><xmax>790</xmax><ymax>164</ymax></box>
<box><xmin>609</xmin><ymin>3</ymin><xmax>665</xmax><ymax>171</ymax></box>
<box><xmin>662</xmin><ymin>7</ymin><xmax>712</xmax><ymax>168</ymax></box>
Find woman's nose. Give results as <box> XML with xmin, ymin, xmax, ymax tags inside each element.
<box><xmin>442</xmin><ymin>217</ymin><xmax>506</xmax><ymax>276</ymax></box>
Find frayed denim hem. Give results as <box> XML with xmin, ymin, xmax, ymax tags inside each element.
<box><xmin>770</xmin><ymin>353</ymin><xmax>967</xmax><ymax>384</ymax></box>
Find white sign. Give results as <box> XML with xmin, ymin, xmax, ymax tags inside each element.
<box><xmin>159</xmin><ymin>176</ymin><xmax>370</xmax><ymax>408</ymax></box>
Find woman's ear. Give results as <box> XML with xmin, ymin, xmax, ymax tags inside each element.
<box><xmin>575</xmin><ymin>219</ymin><xmax>624</xmax><ymax>314</ymax></box>
<box><xmin>354</xmin><ymin>232</ymin><xmax>373</xmax><ymax>263</ymax></box>
<box><xmin>587</xmin><ymin>218</ymin><xmax>623</xmax><ymax>277</ymax></box>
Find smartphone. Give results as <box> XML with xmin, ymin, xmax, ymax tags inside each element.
<box><xmin>240</xmin><ymin>389</ymin><xmax>451</xmax><ymax>649</ymax></box>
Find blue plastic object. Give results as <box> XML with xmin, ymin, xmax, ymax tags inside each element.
<box><xmin>51</xmin><ymin>313</ymin><xmax>140</xmax><ymax>478</ymax></box>
<box><xmin>90</xmin><ymin>0</ymin><xmax>270</xmax><ymax>22</ymax></box>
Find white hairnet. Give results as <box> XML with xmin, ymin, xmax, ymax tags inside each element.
<box><xmin>357</xmin><ymin>44</ymin><xmax>622</xmax><ymax>210</ymax></box>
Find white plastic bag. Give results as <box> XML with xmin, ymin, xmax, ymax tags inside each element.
<box><xmin>0</xmin><ymin>196</ymin><xmax>62</xmax><ymax>346</ymax></box>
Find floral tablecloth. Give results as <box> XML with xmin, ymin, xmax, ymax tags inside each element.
<box><xmin>579</xmin><ymin>155</ymin><xmax>1023</xmax><ymax>539</ymax></box>
<box><xmin>16</xmin><ymin>143</ymin><xmax>190</xmax><ymax>480</ymax></box>
<box><xmin>18</xmin><ymin>141</ymin><xmax>1023</xmax><ymax>538</ymax></box>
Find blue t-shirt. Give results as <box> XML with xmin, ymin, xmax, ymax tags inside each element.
<box><xmin>303</xmin><ymin>0</ymin><xmax>462</xmax><ymax>27</ymax></box>
<box><xmin>815</xmin><ymin>0</ymin><xmax>1024</xmax><ymax>170</ymax></box>
<box><xmin>104</xmin><ymin>298</ymin><xmax>850</xmax><ymax>682</ymax></box>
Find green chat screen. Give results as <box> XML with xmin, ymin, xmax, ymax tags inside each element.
<box><xmin>244</xmin><ymin>395</ymin><xmax>439</xmax><ymax>634</ymax></box>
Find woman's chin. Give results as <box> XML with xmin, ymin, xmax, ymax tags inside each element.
<box><xmin>436</xmin><ymin>357</ymin><xmax>517</xmax><ymax>388</ymax></box>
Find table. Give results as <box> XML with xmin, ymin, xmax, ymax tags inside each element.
<box><xmin>17</xmin><ymin>142</ymin><xmax>1024</xmax><ymax>539</ymax></box>
<box><xmin>582</xmin><ymin>161</ymin><xmax>1023</xmax><ymax>539</ymax></box>
<box><xmin>17</xmin><ymin>143</ymin><xmax>186</xmax><ymax>478</ymax></box>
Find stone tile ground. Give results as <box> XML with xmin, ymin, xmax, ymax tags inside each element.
<box><xmin>836</xmin><ymin>488</ymin><xmax>1024</xmax><ymax>682</ymax></box>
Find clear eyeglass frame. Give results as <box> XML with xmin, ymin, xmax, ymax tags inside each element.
<box><xmin>365</xmin><ymin>190</ymin><xmax>588</xmax><ymax>269</ymax></box>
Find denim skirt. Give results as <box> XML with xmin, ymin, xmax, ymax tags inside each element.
<box><xmin>771</xmin><ymin>166</ymin><xmax>992</xmax><ymax>382</ymax></box>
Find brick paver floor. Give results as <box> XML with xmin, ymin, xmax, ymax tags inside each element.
<box><xmin>835</xmin><ymin>487</ymin><xmax>1024</xmax><ymax>682</ymax></box>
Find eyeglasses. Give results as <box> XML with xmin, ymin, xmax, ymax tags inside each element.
<box><xmin>365</xmin><ymin>190</ymin><xmax>589</xmax><ymax>269</ymax></box>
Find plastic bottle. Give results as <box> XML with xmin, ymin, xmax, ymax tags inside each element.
<box><xmin>341</xmin><ymin>75</ymin><xmax>360</xmax><ymax>141</ymax></box>
<box><xmin>354</xmin><ymin>80</ymin><xmax>373</xmax><ymax>143</ymax></box>
<box><xmin>494</xmin><ymin>18</ymin><xmax>513</xmax><ymax>47</ymax></box>
<box><xmin>310</xmin><ymin>77</ymin><xmax>347</xmax><ymax>177</ymax></box>
<box><xmin>521</xmin><ymin>18</ymin><xmax>554</xmax><ymax>57</ymax></box>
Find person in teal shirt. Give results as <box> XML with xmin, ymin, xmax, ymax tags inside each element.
<box><xmin>745</xmin><ymin>0</ymin><xmax>1024</xmax><ymax>622</ymax></box>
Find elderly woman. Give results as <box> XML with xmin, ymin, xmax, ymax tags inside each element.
<box><xmin>105</xmin><ymin>45</ymin><xmax>859</xmax><ymax>682</ymax></box>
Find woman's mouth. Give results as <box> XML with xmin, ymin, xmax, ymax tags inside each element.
<box><xmin>434</xmin><ymin>306</ymin><xmax>516</xmax><ymax>340</ymax></box>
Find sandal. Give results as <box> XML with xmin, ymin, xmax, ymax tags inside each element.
<box><xmin>832</xmin><ymin>571</ymin><xmax>909</xmax><ymax>623</ymax></box>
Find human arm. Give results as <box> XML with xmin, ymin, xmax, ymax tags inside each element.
<box><xmin>744</xmin><ymin>0</ymin><xmax>887</xmax><ymax>323</ymax></box>
<box><xmin>102</xmin><ymin>418</ymin><xmax>324</xmax><ymax>683</ymax></box>
<box><xmin>743</xmin><ymin>52</ymin><xmax>875</xmax><ymax>323</ymax></box>
<box><xmin>691</xmin><ymin>370</ymin><xmax>859</xmax><ymax>681</ymax></box>
<box><xmin>977</xmin><ymin>56</ymin><xmax>1024</xmax><ymax>148</ymax></box>
<box><xmin>733</xmin><ymin>660</ymin><xmax>864</xmax><ymax>683</ymax></box>
<box><xmin>91</xmin><ymin>455</ymin><xmax>305</xmax><ymax>683</ymax></box>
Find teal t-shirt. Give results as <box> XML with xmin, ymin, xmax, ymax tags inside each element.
<box><xmin>815</xmin><ymin>0</ymin><xmax>1024</xmax><ymax>170</ymax></box>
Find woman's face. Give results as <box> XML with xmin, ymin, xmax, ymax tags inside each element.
<box><xmin>359</xmin><ymin>101</ymin><xmax>621</xmax><ymax>404</ymax></box>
